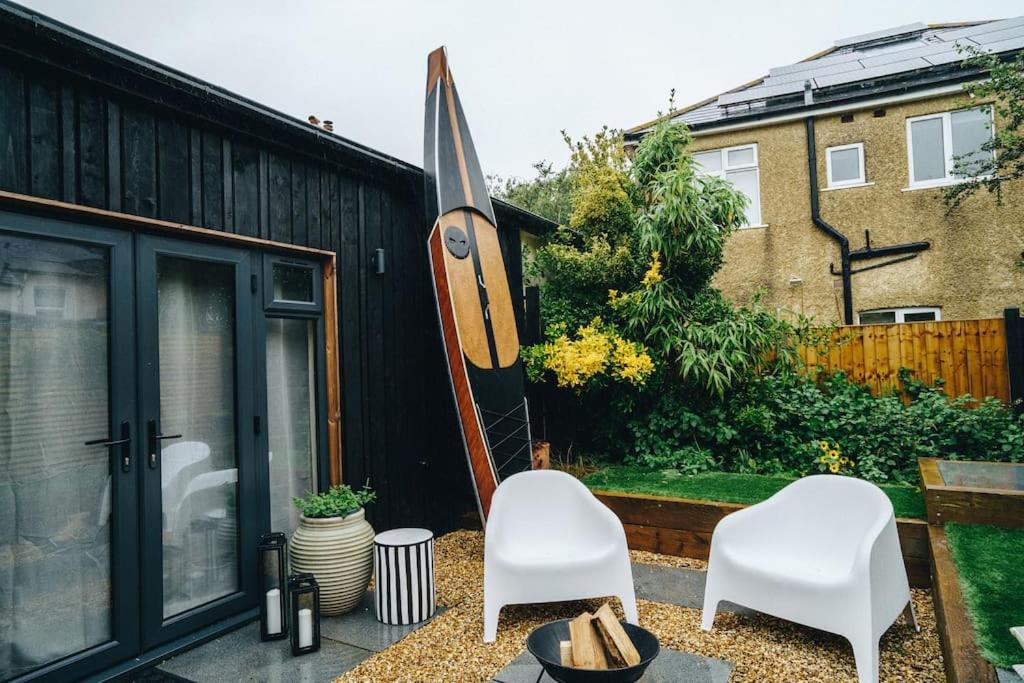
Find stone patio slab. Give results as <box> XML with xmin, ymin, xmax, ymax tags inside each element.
<box><xmin>319</xmin><ymin>590</ymin><xmax>444</xmax><ymax>652</ymax></box>
<box><xmin>492</xmin><ymin>648</ymin><xmax>733</xmax><ymax>683</ymax></box>
<box><xmin>157</xmin><ymin>622</ymin><xmax>370</xmax><ymax>683</ymax></box>
<box><xmin>632</xmin><ymin>562</ymin><xmax>753</xmax><ymax>615</ymax></box>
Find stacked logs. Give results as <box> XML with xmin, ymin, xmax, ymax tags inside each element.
<box><xmin>561</xmin><ymin>603</ymin><xmax>641</xmax><ymax>670</ymax></box>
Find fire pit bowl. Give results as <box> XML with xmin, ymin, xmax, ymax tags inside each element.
<box><xmin>526</xmin><ymin>619</ymin><xmax>660</xmax><ymax>683</ymax></box>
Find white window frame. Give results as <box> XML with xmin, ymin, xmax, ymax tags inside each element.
<box><xmin>693</xmin><ymin>143</ymin><xmax>762</xmax><ymax>228</ymax></box>
<box><xmin>825</xmin><ymin>142</ymin><xmax>866</xmax><ymax>188</ymax></box>
<box><xmin>857</xmin><ymin>306</ymin><xmax>941</xmax><ymax>325</ymax></box>
<box><xmin>905</xmin><ymin>107</ymin><xmax>994</xmax><ymax>190</ymax></box>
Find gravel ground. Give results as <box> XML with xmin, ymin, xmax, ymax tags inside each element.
<box><xmin>336</xmin><ymin>530</ymin><xmax>943</xmax><ymax>683</ymax></box>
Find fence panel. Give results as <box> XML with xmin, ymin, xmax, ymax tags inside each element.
<box><xmin>799</xmin><ymin>317</ymin><xmax>1011</xmax><ymax>403</ymax></box>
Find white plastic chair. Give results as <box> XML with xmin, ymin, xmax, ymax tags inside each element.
<box><xmin>483</xmin><ymin>470</ymin><xmax>638</xmax><ymax>642</ymax></box>
<box><xmin>701</xmin><ymin>475</ymin><xmax>918</xmax><ymax>683</ymax></box>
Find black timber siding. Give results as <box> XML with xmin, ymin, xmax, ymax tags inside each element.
<box><xmin>0</xmin><ymin>4</ymin><xmax>546</xmax><ymax>531</ymax></box>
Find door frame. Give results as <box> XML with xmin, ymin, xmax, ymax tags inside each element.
<box><xmin>135</xmin><ymin>234</ymin><xmax>260</xmax><ymax>650</ymax></box>
<box><xmin>0</xmin><ymin>210</ymin><xmax>140</xmax><ymax>682</ymax></box>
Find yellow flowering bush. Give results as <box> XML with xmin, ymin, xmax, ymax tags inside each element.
<box><xmin>816</xmin><ymin>439</ymin><xmax>854</xmax><ymax>475</ymax></box>
<box><xmin>522</xmin><ymin>318</ymin><xmax>655</xmax><ymax>391</ymax></box>
<box><xmin>641</xmin><ymin>251</ymin><xmax>662</xmax><ymax>287</ymax></box>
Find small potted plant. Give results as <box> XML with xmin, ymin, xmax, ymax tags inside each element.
<box><xmin>289</xmin><ymin>484</ymin><xmax>376</xmax><ymax>615</ymax></box>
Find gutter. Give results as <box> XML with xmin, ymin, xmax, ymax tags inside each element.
<box><xmin>805</xmin><ymin>117</ymin><xmax>854</xmax><ymax>325</ymax></box>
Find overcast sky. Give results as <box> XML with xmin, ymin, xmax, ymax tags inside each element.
<box><xmin>18</xmin><ymin>0</ymin><xmax>1024</xmax><ymax>180</ymax></box>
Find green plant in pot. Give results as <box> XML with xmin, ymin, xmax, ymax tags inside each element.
<box><xmin>289</xmin><ymin>485</ymin><xmax>376</xmax><ymax>615</ymax></box>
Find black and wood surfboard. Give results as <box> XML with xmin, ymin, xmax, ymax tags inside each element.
<box><xmin>423</xmin><ymin>46</ymin><xmax>532</xmax><ymax>521</ymax></box>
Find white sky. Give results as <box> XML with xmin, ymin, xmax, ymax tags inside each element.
<box><xmin>18</xmin><ymin>0</ymin><xmax>1023</xmax><ymax>180</ymax></box>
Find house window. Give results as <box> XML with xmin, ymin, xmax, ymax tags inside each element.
<box><xmin>858</xmin><ymin>307</ymin><xmax>941</xmax><ymax>324</ymax></box>
<box><xmin>693</xmin><ymin>143</ymin><xmax>762</xmax><ymax>227</ymax></box>
<box><xmin>826</xmin><ymin>143</ymin><xmax>866</xmax><ymax>188</ymax></box>
<box><xmin>906</xmin><ymin>107</ymin><xmax>993</xmax><ymax>188</ymax></box>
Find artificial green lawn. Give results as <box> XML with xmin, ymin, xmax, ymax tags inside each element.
<box><xmin>582</xmin><ymin>466</ymin><xmax>926</xmax><ymax>519</ymax></box>
<box><xmin>945</xmin><ymin>523</ymin><xmax>1024</xmax><ymax>668</ymax></box>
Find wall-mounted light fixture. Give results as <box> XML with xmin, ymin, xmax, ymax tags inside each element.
<box><xmin>372</xmin><ymin>248</ymin><xmax>385</xmax><ymax>275</ymax></box>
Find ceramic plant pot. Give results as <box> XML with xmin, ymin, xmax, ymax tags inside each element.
<box><xmin>289</xmin><ymin>509</ymin><xmax>375</xmax><ymax>615</ymax></box>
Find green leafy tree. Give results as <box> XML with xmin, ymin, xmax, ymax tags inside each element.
<box><xmin>945</xmin><ymin>47</ymin><xmax>1024</xmax><ymax>209</ymax></box>
<box><xmin>615</xmin><ymin>118</ymin><xmax>796</xmax><ymax>397</ymax></box>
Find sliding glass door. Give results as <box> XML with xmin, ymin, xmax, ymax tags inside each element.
<box><xmin>136</xmin><ymin>236</ymin><xmax>258</xmax><ymax>649</ymax></box>
<box><xmin>0</xmin><ymin>213</ymin><xmax>138</xmax><ymax>682</ymax></box>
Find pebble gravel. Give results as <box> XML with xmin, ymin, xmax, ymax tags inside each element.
<box><xmin>336</xmin><ymin>530</ymin><xmax>943</xmax><ymax>682</ymax></box>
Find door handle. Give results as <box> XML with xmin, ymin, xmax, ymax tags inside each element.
<box><xmin>85</xmin><ymin>421</ymin><xmax>132</xmax><ymax>472</ymax></box>
<box><xmin>147</xmin><ymin>419</ymin><xmax>182</xmax><ymax>469</ymax></box>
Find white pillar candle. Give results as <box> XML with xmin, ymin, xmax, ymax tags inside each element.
<box><xmin>298</xmin><ymin>608</ymin><xmax>313</xmax><ymax>648</ymax></box>
<box><xmin>265</xmin><ymin>588</ymin><xmax>282</xmax><ymax>635</ymax></box>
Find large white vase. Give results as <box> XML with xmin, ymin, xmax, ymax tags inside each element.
<box><xmin>289</xmin><ymin>508</ymin><xmax>375</xmax><ymax>615</ymax></box>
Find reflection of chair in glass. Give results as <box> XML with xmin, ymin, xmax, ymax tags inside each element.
<box><xmin>160</xmin><ymin>442</ymin><xmax>212</xmax><ymax>532</ymax></box>
<box><xmin>163</xmin><ymin>468</ymin><xmax>237</xmax><ymax>614</ymax></box>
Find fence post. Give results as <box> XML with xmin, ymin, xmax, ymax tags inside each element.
<box><xmin>1004</xmin><ymin>308</ymin><xmax>1024</xmax><ymax>413</ymax></box>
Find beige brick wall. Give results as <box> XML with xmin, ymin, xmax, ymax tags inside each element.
<box><xmin>692</xmin><ymin>92</ymin><xmax>1024</xmax><ymax>323</ymax></box>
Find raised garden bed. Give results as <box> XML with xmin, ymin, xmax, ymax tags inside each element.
<box><xmin>588</xmin><ymin>483</ymin><xmax>931</xmax><ymax>589</ymax></box>
<box><xmin>919</xmin><ymin>457</ymin><xmax>1024</xmax><ymax>528</ymax></box>
<box><xmin>584</xmin><ymin>468</ymin><xmax>926</xmax><ymax>519</ymax></box>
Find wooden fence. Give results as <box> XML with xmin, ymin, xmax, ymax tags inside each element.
<box><xmin>799</xmin><ymin>316</ymin><xmax>1011</xmax><ymax>403</ymax></box>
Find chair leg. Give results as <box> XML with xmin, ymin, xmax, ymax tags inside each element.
<box><xmin>617</xmin><ymin>589</ymin><xmax>639</xmax><ymax>625</ymax></box>
<box><xmin>700</xmin><ymin>590</ymin><xmax>720</xmax><ymax>631</ymax></box>
<box><xmin>483</xmin><ymin>598</ymin><xmax>501</xmax><ymax>643</ymax></box>
<box><xmin>903</xmin><ymin>600</ymin><xmax>920</xmax><ymax>633</ymax></box>
<box><xmin>850</xmin><ymin>633</ymin><xmax>880</xmax><ymax>683</ymax></box>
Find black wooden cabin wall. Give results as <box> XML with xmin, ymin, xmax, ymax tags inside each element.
<box><xmin>0</xmin><ymin>56</ymin><xmax>524</xmax><ymax>532</ymax></box>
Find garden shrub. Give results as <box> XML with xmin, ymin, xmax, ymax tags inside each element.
<box><xmin>501</xmin><ymin>111</ymin><xmax>1024</xmax><ymax>487</ymax></box>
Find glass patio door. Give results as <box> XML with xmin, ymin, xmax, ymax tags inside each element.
<box><xmin>136</xmin><ymin>235</ymin><xmax>258</xmax><ymax>649</ymax></box>
<box><xmin>0</xmin><ymin>213</ymin><xmax>139</xmax><ymax>682</ymax></box>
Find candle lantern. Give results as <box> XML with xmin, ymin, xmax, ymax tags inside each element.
<box><xmin>288</xmin><ymin>573</ymin><xmax>320</xmax><ymax>656</ymax></box>
<box><xmin>257</xmin><ymin>532</ymin><xmax>288</xmax><ymax>641</ymax></box>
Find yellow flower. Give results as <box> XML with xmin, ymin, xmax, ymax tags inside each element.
<box><xmin>819</xmin><ymin>456</ymin><xmax>827</xmax><ymax>463</ymax></box>
<box><xmin>607</xmin><ymin>289</ymin><xmax>619</xmax><ymax>301</ymax></box>
<box><xmin>829</xmin><ymin>463</ymin><xmax>840</xmax><ymax>473</ymax></box>
<box><xmin>641</xmin><ymin>251</ymin><xmax>663</xmax><ymax>287</ymax></box>
<box><xmin>610</xmin><ymin>338</ymin><xmax>655</xmax><ymax>386</ymax></box>
<box><xmin>828</xmin><ymin>450</ymin><xmax>839</xmax><ymax>458</ymax></box>
<box><xmin>819</xmin><ymin>441</ymin><xmax>829</xmax><ymax>450</ymax></box>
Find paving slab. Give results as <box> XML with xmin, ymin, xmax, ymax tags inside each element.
<box><xmin>492</xmin><ymin>648</ymin><xmax>732</xmax><ymax>683</ymax></box>
<box><xmin>632</xmin><ymin>562</ymin><xmax>753</xmax><ymax>615</ymax></box>
<box><xmin>157</xmin><ymin>623</ymin><xmax>370</xmax><ymax>683</ymax></box>
<box><xmin>999</xmin><ymin>667</ymin><xmax>1023</xmax><ymax>683</ymax></box>
<box><xmin>320</xmin><ymin>590</ymin><xmax>444</xmax><ymax>652</ymax></box>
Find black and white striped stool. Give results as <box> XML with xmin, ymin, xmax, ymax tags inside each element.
<box><xmin>373</xmin><ymin>528</ymin><xmax>435</xmax><ymax>625</ymax></box>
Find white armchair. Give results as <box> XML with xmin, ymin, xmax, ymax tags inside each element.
<box><xmin>701</xmin><ymin>475</ymin><xmax>918</xmax><ymax>683</ymax></box>
<box><xmin>483</xmin><ymin>470</ymin><xmax>638</xmax><ymax>642</ymax></box>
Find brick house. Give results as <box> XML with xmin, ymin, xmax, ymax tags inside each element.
<box><xmin>625</xmin><ymin>20</ymin><xmax>1024</xmax><ymax>324</ymax></box>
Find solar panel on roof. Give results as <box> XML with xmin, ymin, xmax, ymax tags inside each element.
<box><xmin>812</xmin><ymin>57</ymin><xmax>932</xmax><ymax>89</ymax></box>
<box><xmin>765</xmin><ymin>60</ymin><xmax>867</xmax><ymax>86</ymax></box>
<box><xmin>858</xmin><ymin>40</ymin><xmax>963</xmax><ymax>67</ymax></box>
<box><xmin>717</xmin><ymin>80</ymin><xmax>806</xmax><ymax>106</ymax></box>
<box><xmin>834</xmin><ymin>22</ymin><xmax>927</xmax><ymax>48</ymax></box>
<box><xmin>936</xmin><ymin>16</ymin><xmax>1024</xmax><ymax>41</ymax></box>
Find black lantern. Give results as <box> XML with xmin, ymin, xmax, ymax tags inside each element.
<box><xmin>257</xmin><ymin>532</ymin><xmax>288</xmax><ymax>641</ymax></box>
<box><xmin>288</xmin><ymin>573</ymin><xmax>320</xmax><ymax>656</ymax></box>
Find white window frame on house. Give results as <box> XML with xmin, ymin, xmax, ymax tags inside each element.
<box><xmin>693</xmin><ymin>143</ymin><xmax>763</xmax><ymax>228</ymax></box>
<box><xmin>825</xmin><ymin>142</ymin><xmax>867</xmax><ymax>188</ymax></box>
<box><xmin>905</xmin><ymin>107</ymin><xmax>994</xmax><ymax>190</ymax></box>
<box><xmin>857</xmin><ymin>306</ymin><xmax>941</xmax><ymax>325</ymax></box>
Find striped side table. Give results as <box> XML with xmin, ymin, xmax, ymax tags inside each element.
<box><xmin>373</xmin><ymin>528</ymin><xmax>436</xmax><ymax>625</ymax></box>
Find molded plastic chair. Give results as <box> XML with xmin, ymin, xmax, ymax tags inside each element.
<box><xmin>701</xmin><ymin>475</ymin><xmax>918</xmax><ymax>683</ymax></box>
<box><xmin>483</xmin><ymin>470</ymin><xmax>638</xmax><ymax>642</ymax></box>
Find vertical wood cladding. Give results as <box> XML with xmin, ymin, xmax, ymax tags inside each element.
<box><xmin>0</xmin><ymin>57</ymin><xmax>527</xmax><ymax>532</ymax></box>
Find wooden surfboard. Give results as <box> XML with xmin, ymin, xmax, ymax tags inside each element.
<box><xmin>423</xmin><ymin>46</ymin><xmax>532</xmax><ymax>521</ymax></box>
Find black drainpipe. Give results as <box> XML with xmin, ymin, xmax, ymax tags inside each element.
<box><xmin>805</xmin><ymin>117</ymin><xmax>854</xmax><ymax>325</ymax></box>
